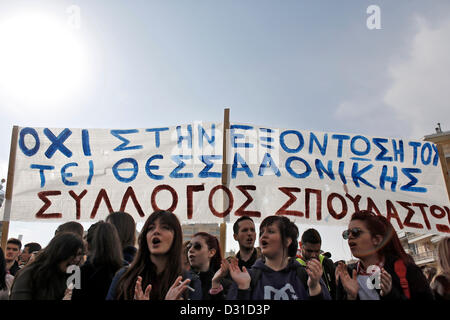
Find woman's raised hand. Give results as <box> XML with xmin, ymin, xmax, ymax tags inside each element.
<box><xmin>165</xmin><ymin>276</ymin><xmax>190</xmax><ymax>300</ymax></box>
<box><xmin>134</xmin><ymin>276</ymin><xmax>152</xmax><ymax>300</ymax></box>
<box><xmin>335</xmin><ymin>262</ymin><xmax>359</xmax><ymax>300</ymax></box>
<box><xmin>228</xmin><ymin>258</ymin><xmax>251</xmax><ymax>290</ymax></box>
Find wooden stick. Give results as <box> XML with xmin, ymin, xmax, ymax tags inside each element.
<box><xmin>220</xmin><ymin>108</ymin><xmax>230</xmax><ymax>257</ymax></box>
<box><xmin>1</xmin><ymin>126</ymin><xmax>19</xmax><ymax>250</ymax></box>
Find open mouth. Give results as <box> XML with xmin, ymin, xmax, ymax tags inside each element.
<box><xmin>152</xmin><ymin>238</ymin><xmax>161</xmax><ymax>245</ymax></box>
<box><xmin>349</xmin><ymin>242</ymin><xmax>357</xmax><ymax>249</ymax></box>
<box><xmin>261</xmin><ymin>240</ymin><xmax>268</xmax><ymax>247</ymax></box>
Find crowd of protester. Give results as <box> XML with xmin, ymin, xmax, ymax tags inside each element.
<box><xmin>1</xmin><ymin>210</ymin><xmax>449</xmax><ymax>300</ymax></box>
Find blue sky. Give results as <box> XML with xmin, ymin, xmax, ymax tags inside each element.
<box><xmin>1</xmin><ymin>0</ymin><xmax>450</xmax><ymax>260</ymax></box>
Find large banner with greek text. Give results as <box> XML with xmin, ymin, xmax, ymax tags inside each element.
<box><xmin>6</xmin><ymin>123</ymin><xmax>450</xmax><ymax>235</ymax></box>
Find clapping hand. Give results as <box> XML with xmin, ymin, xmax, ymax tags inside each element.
<box><xmin>212</xmin><ymin>259</ymin><xmax>231</xmax><ymax>289</ymax></box>
<box><xmin>228</xmin><ymin>258</ymin><xmax>251</xmax><ymax>290</ymax></box>
<box><xmin>335</xmin><ymin>262</ymin><xmax>359</xmax><ymax>300</ymax></box>
<box><xmin>380</xmin><ymin>268</ymin><xmax>392</xmax><ymax>297</ymax></box>
<box><xmin>306</xmin><ymin>258</ymin><xmax>323</xmax><ymax>295</ymax></box>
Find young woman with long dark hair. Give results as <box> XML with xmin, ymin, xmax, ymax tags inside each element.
<box><xmin>106</xmin><ymin>211</ymin><xmax>201</xmax><ymax>300</ymax></box>
<box><xmin>336</xmin><ymin>210</ymin><xmax>434</xmax><ymax>300</ymax></box>
<box><xmin>9</xmin><ymin>233</ymin><xmax>84</xmax><ymax>300</ymax></box>
<box><xmin>71</xmin><ymin>221</ymin><xmax>124</xmax><ymax>300</ymax></box>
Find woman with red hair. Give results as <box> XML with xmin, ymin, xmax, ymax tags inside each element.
<box><xmin>336</xmin><ymin>210</ymin><xmax>434</xmax><ymax>300</ymax></box>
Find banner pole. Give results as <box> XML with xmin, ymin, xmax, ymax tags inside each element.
<box><xmin>1</xmin><ymin>126</ymin><xmax>19</xmax><ymax>250</ymax></box>
<box><xmin>220</xmin><ymin>108</ymin><xmax>230</xmax><ymax>258</ymax></box>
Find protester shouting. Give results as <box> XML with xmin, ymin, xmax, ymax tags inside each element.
<box><xmin>219</xmin><ymin>215</ymin><xmax>330</xmax><ymax>300</ymax></box>
<box><xmin>336</xmin><ymin>210</ymin><xmax>434</xmax><ymax>300</ymax></box>
<box><xmin>106</xmin><ymin>210</ymin><xmax>201</xmax><ymax>300</ymax></box>
<box><xmin>188</xmin><ymin>232</ymin><xmax>231</xmax><ymax>300</ymax></box>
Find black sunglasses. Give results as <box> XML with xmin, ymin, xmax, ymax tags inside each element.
<box><xmin>342</xmin><ymin>228</ymin><xmax>366</xmax><ymax>240</ymax></box>
<box><xmin>187</xmin><ymin>242</ymin><xmax>202</xmax><ymax>251</ymax></box>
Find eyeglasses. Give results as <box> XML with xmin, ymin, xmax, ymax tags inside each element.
<box><xmin>187</xmin><ymin>242</ymin><xmax>202</xmax><ymax>251</ymax></box>
<box><xmin>342</xmin><ymin>228</ymin><xmax>366</xmax><ymax>240</ymax></box>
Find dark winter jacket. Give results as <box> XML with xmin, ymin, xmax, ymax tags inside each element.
<box><xmin>10</xmin><ymin>265</ymin><xmax>67</xmax><ymax>300</ymax></box>
<box><xmin>71</xmin><ymin>259</ymin><xmax>121</xmax><ymax>300</ymax></box>
<box><xmin>336</xmin><ymin>255</ymin><xmax>434</xmax><ymax>300</ymax></box>
<box><xmin>122</xmin><ymin>246</ymin><xmax>137</xmax><ymax>265</ymax></box>
<box><xmin>227</xmin><ymin>258</ymin><xmax>331</xmax><ymax>300</ymax></box>
<box><xmin>194</xmin><ymin>266</ymin><xmax>232</xmax><ymax>301</ymax></box>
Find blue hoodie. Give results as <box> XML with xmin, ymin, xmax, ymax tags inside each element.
<box><xmin>227</xmin><ymin>258</ymin><xmax>331</xmax><ymax>300</ymax></box>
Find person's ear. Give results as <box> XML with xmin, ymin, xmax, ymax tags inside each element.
<box><xmin>208</xmin><ymin>248</ymin><xmax>216</xmax><ymax>259</ymax></box>
<box><xmin>372</xmin><ymin>235</ymin><xmax>383</xmax><ymax>247</ymax></box>
<box><xmin>233</xmin><ymin>233</ymin><xmax>238</xmax><ymax>241</ymax></box>
<box><xmin>285</xmin><ymin>238</ymin><xmax>292</xmax><ymax>249</ymax></box>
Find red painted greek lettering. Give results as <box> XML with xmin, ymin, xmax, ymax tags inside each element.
<box><xmin>120</xmin><ymin>186</ymin><xmax>145</xmax><ymax>217</ymax></box>
<box><xmin>327</xmin><ymin>193</ymin><xmax>347</xmax><ymax>220</ymax></box>
<box><xmin>68</xmin><ymin>190</ymin><xmax>87</xmax><ymax>220</ymax></box>
<box><xmin>345</xmin><ymin>193</ymin><xmax>362</xmax><ymax>212</ymax></box>
<box><xmin>398</xmin><ymin>201</ymin><xmax>423</xmax><ymax>229</ymax></box>
<box><xmin>386</xmin><ymin>200</ymin><xmax>404</xmax><ymax>229</ymax></box>
<box><xmin>186</xmin><ymin>185</ymin><xmax>205</xmax><ymax>219</ymax></box>
<box><xmin>151</xmin><ymin>185</ymin><xmax>178</xmax><ymax>212</ymax></box>
<box><xmin>35</xmin><ymin>191</ymin><xmax>62</xmax><ymax>219</ymax></box>
<box><xmin>412</xmin><ymin>203</ymin><xmax>431</xmax><ymax>230</ymax></box>
<box><xmin>208</xmin><ymin>185</ymin><xmax>233</xmax><ymax>218</ymax></box>
<box><xmin>276</xmin><ymin>187</ymin><xmax>303</xmax><ymax>217</ymax></box>
<box><xmin>235</xmin><ymin>185</ymin><xmax>261</xmax><ymax>217</ymax></box>
<box><xmin>90</xmin><ymin>189</ymin><xmax>114</xmax><ymax>219</ymax></box>
<box><xmin>305</xmin><ymin>188</ymin><xmax>322</xmax><ymax>220</ymax></box>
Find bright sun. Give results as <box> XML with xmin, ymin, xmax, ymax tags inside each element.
<box><xmin>0</xmin><ymin>12</ymin><xmax>87</xmax><ymax>107</ymax></box>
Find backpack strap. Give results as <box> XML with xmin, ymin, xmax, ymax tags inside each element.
<box><xmin>394</xmin><ymin>259</ymin><xmax>410</xmax><ymax>299</ymax></box>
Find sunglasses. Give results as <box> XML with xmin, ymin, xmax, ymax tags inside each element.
<box><xmin>187</xmin><ymin>242</ymin><xmax>203</xmax><ymax>251</ymax></box>
<box><xmin>342</xmin><ymin>228</ymin><xmax>366</xmax><ymax>240</ymax></box>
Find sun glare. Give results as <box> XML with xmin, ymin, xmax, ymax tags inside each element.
<box><xmin>0</xmin><ymin>13</ymin><xmax>87</xmax><ymax>108</ymax></box>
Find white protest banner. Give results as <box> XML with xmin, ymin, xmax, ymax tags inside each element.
<box><xmin>8</xmin><ymin>123</ymin><xmax>224</xmax><ymax>223</ymax></box>
<box><xmin>5</xmin><ymin>123</ymin><xmax>450</xmax><ymax>235</ymax></box>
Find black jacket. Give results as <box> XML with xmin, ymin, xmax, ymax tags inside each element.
<box><xmin>336</xmin><ymin>255</ymin><xmax>434</xmax><ymax>300</ymax></box>
<box><xmin>71</xmin><ymin>259</ymin><xmax>121</xmax><ymax>300</ymax></box>
<box><xmin>10</xmin><ymin>266</ymin><xmax>67</xmax><ymax>300</ymax></box>
<box><xmin>195</xmin><ymin>266</ymin><xmax>232</xmax><ymax>301</ymax></box>
<box><xmin>8</xmin><ymin>261</ymin><xmax>20</xmax><ymax>277</ymax></box>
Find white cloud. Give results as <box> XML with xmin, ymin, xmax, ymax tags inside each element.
<box><xmin>384</xmin><ymin>17</ymin><xmax>450</xmax><ymax>138</ymax></box>
<box><xmin>336</xmin><ymin>16</ymin><xmax>450</xmax><ymax>139</ymax></box>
